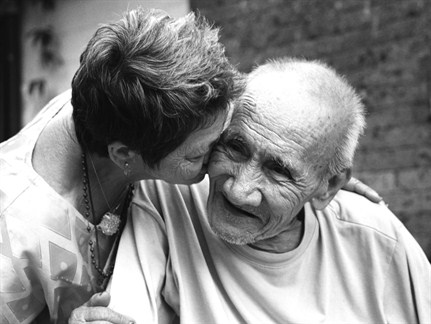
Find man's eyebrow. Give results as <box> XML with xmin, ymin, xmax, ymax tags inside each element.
<box><xmin>270</xmin><ymin>156</ymin><xmax>291</xmax><ymax>171</ymax></box>
<box><xmin>271</xmin><ymin>156</ymin><xmax>287</xmax><ymax>167</ymax></box>
<box><xmin>264</xmin><ymin>154</ymin><xmax>297</xmax><ymax>179</ymax></box>
<box><xmin>222</xmin><ymin>127</ymin><xmax>242</xmax><ymax>139</ymax></box>
<box><xmin>220</xmin><ymin>129</ymin><xmax>244</xmax><ymax>144</ymax></box>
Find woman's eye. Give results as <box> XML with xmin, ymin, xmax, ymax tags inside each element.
<box><xmin>187</xmin><ymin>155</ymin><xmax>204</xmax><ymax>163</ymax></box>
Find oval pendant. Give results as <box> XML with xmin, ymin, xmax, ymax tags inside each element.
<box><xmin>96</xmin><ymin>212</ymin><xmax>121</xmax><ymax>236</ymax></box>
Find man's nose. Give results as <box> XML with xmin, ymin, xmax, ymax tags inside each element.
<box><xmin>222</xmin><ymin>167</ymin><xmax>262</xmax><ymax>207</ymax></box>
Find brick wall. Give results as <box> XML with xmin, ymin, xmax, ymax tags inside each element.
<box><xmin>191</xmin><ymin>0</ymin><xmax>431</xmax><ymax>259</ymax></box>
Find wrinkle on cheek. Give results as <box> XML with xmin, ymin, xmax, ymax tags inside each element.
<box><xmin>209</xmin><ymin>152</ymin><xmax>227</xmax><ymax>166</ymax></box>
<box><xmin>234</xmin><ymin>164</ymin><xmax>246</xmax><ymax>180</ymax></box>
<box><xmin>175</xmin><ymin>159</ymin><xmax>196</xmax><ymax>178</ymax></box>
<box><xmin>174</xmin><ymin>162</ymin><xmax>187</xmax><ymax>177</ymax></box>
<box><xmin>244</xmin><ymin>166</ymin><xmax>262</xmax><ymax>184</ymax></box>
<box><xmin>208</xmin><ymin>152</ymin><xmax>231</xmax><ymax>176</ymax></box>
<box><xmin>278</xmin><ymin>186</ymin><xmax>303</xmax><ymax>210</ymax></box>
<box><xmin>260</xmin><ymin>194</ymin><xmax>300</xmax><ymax>238</ymax></box>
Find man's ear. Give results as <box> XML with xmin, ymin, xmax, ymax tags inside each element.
<box><xmin>107</xmin><ymin>142</ymin><xmax>137</xmax><ymax>170</ymax></box>
<box><xmin>311</xmin><ymin>168</ymin><xmax>352</xmax><ymax>210</ymax></box>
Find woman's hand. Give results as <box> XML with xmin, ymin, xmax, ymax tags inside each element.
<box><xmin>344</xmin><ymin>177</ymin><xmax>386</xmax><ymax>205</ymax></box>
<box><xmin>69</xmin><ymin>291</ymin><xmax>135</xmax><ymax>324</ymax></box>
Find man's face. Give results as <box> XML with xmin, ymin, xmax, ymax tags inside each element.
<box><xmin>207</xmin><ymin>90</ymin><xmax>327</xmax><ymax>246</ymax></box>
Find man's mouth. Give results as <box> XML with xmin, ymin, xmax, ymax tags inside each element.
<box><xmin>221</xmin><ymin>195</ymin><xmax>260</xmax><ymax>220</ymax></box>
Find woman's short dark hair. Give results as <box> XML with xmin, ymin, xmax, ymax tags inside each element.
<box><xmin>72</xmin><ymin>8</ymin><xmax>244</xmax><ymax>167</ymax></box>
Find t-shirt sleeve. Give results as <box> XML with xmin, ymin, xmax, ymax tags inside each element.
<box><xmin>383</xmin><ymin>223</ymin><xmax>431</xmax><ymax>323</ymax></box>
<box><xmin>109</xmin><ymin>185</ymin><xmax>176</xmax><ymax>324</ymax></box>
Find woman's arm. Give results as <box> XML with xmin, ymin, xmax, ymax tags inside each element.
<box><xmin>343</xmin><ymin>177</ymin><xmax>385</xmax><ymax>204</ymax></box>
<box><xmin>69</xmin><ymin>292</ymin><xmax>134</xmax><ymax>324</ymax></box>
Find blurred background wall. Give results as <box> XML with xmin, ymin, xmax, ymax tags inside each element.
<box><xmin>0</xmin><ymin>0</ymin><xmax>189</xmax><ymax>127</ymax></box>
<box><xmin>0</xmin><ymin>0</ymin><xmax>430</xmax><ymax>259</ymax></box>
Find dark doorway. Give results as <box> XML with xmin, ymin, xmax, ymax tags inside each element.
<box><xmin>0</xmin><ymin>0</ymin><xmax>22</xmax><ymax>142</ymax></box>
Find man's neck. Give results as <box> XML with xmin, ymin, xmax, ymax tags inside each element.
<box><xmin>249</xmin><ymin>209</ymin><xmax>305</xmax><ymax>253</ymax></box>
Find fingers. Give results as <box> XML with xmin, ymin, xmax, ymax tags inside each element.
<box><xmin>362</xmin><ymin>182</ymin><xmax>383</xmax><ymax>203</ymax></box>
<box><xmin>69</xmin><ymin>305</ymin><xmax>135</xmax><ymax>324</ymax></box>
<box><xmin>82</xmin><ymin>322</ymin><xmax>133</xmax><ymax>324</ymax></box>
<box><xmin>86</xmin><ymin>292</ymin><xmax>111</xmax><ymax>307</ymax></box>
<box><xmin>378</xmin><ymin>199</ymin><xmax>389</xmax><ymax>207</ymax></box>
<box><xmin>346</xmin><ymin>178</ymin><xmax>384</xmax><ymax>204</ymax></box>
<box><xmin>69</xmin><ymin>292</ymin><xmax>135</xmax><ymax>324</ymax></box>
<box><xmin>82</xmin><ymin>306</ymin><xmax>135</xmax><ymax>323</ymax></box>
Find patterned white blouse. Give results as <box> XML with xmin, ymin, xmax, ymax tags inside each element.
<box><xmin>0</xmin><ymin>91</ymin><xmax>119</xmax><ymax>324</ymax></box>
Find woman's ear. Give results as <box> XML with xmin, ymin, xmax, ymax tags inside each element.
<box><xmin>311</xmin><ymin>168</ymin><xmax>352</xmax><ymax>210</ymax></box>
<box><xmin>107</xmin><ymin>142</ymin><xmax>137</xmax><ymax>172</ymax></box>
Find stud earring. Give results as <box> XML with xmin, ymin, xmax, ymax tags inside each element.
<box><xmin>123</xmin><ymin>162</ymin><xmax>131</xmax><ymax>177</ymax></box>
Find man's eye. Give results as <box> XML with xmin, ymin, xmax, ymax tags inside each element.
<box><xmin>226</xmin><ymin>138</ymin><xmax>244</xmax><ymax>153</ymax></box>
<box><xmin>268</xmin><ymin>161</ymin><xmax>292</xmax><ymax>180</ymax></box>
<box><xmin>212</xmin><ymin>136</ymin><xmax>247</xmax><ymax>162</ymax></box>
<box><xmin>223</xmin><ymin>137</ymin><xmax>249</xmax><ymax>160</ymax></box>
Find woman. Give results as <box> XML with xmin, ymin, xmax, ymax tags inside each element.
<box><xmin>0</xmin><ymin>8</ymin><xmax>243</xmax><ymax>323</ymax></box>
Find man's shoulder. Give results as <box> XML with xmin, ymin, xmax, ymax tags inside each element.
<box><xmin>136</xmin><ymin>177</ymin><xmax>209</xmax><ymax>203</ymax></box>
<box><xmin>132</xmin><ymin>177</ymin><xmax>209</xmax><ymax>217</ymax></box>
<box><xmin>324</xmin><ymin>190</ymin><xmax>403</xmax><ymax>242</ymax></box>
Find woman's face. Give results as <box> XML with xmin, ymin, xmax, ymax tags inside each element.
<box><xmin>146</xmin><ymin>112</ymin><xmax>229</xmax><ymax>185</ymax></box>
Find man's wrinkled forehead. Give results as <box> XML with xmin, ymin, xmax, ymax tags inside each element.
<box><xmin>225</xmin><ymin>68</ymin><xmax>302</xmax><ymax>143</ymax></box>
<box><xmin>227</xmin><ymin>72</ymin><xmax>322</xmax><ymax>155</ymax></box>
<box><xmin>229</xmin><ymin>93</ymin><xmax>260</xmax><ymax>127</ymax></box>
<box><xmin>227</xmin><ymin>92</ymin><xmax>290</xmax><ymax>153</ymax></box>
<box><xmin>230</xmin><ymin>83</ymin><xmax>291</xmax><ymax>130</ymax></box>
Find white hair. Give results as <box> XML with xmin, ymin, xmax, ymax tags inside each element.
<box><xmin>248</xmin><ymin>57</ymin><xmax>366</xmax><ymax>178</ymax></box>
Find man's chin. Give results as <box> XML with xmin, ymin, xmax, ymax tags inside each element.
<box><xmin>208</xmin><ymin>221</ymin><xmax>255</xmax><ymax>245</ymax></box>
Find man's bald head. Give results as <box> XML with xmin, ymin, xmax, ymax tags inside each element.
<box><xmin>244</xmin><ymin>58</ymin><xmax>365</xmax><ymax>178</ymax></box>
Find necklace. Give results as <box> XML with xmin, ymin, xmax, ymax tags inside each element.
<box><xmin>87</xmin><ymin>152</ymin><xmax>123</xmax><ymax>236</ymax></box>
<box><xmin>81</xmin><ymin>152</ymin><xmax>134</xmax><ymax>280</ymax></box>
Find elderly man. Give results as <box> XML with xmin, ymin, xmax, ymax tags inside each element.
<box><xmin>110</xmin><ymin>58</ymin><xmax>431</xmax><ymax>323</ymax></box>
